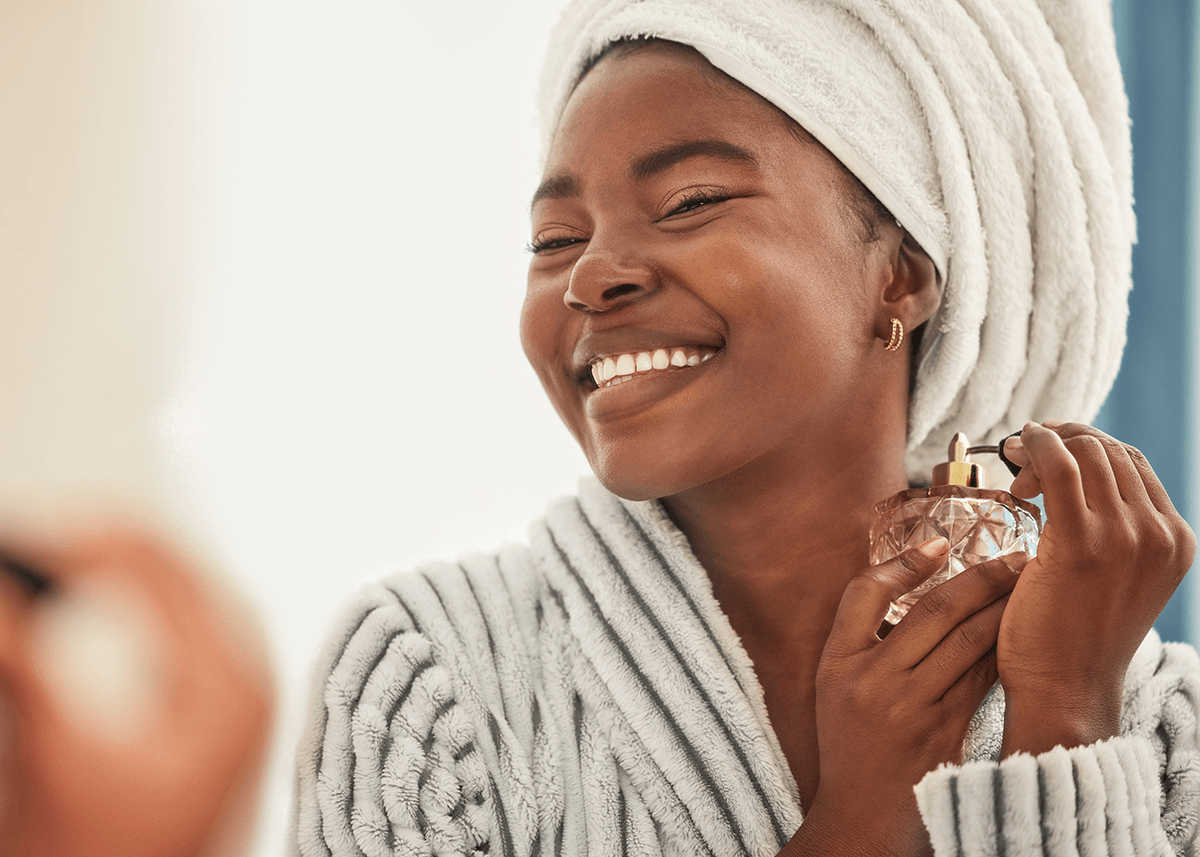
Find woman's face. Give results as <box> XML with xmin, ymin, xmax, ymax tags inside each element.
<box><xmin>522</xmin><ymin>42</ymin><xmax>914</xmax><ymax>501</ymax></box>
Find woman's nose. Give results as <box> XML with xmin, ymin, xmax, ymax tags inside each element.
<box><xmin>562</xmin><ymin>243</ymin><xmax>659</xmax><ymax>312</ymax></box>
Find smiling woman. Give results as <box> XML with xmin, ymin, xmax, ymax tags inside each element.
<box><xmin>293</xmin><ymin>2</ymin><xmax>1200</xmax><ymax>856</ymax></box>
<box><xmin>522</xmin><ymin>41</ymin><xmax>934</xmax><ymax>503</ymax></box>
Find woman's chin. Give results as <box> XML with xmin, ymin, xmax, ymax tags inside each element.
<box><xmin>581</xmin><ymin>459</ymin><xmax>650</xmax><ymax>500</ymax></box>
<box><xmin>593</xmin><ymin>476</ymin><xmax>665</xmax><ymax>503</ymax></box>
<box><xmin>587</xmin><ymin>453</ymin><xmax>718</xmax><ymax>503</ymax></box>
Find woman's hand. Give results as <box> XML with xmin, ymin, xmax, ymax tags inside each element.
<box><xmin>0</xmin><ymin>526</ymin><xmax>274</xmax><ymax>857</ymax></box>
<box><xmin>997</xmin><ymin>421</ymin><xmax>1196</xmax><ymax>757</ymax></box>
<box><xmin>787</xmin><ymin>540</ymin><xmax>1020</xmax><ymax>857</ymax></box>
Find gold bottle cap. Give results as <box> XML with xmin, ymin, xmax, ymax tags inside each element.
<box><xmin>931</xmin><ymin>432</ymin><xmax>985</xmax><ymax>487</ymax></box>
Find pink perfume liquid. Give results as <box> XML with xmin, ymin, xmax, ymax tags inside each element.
<box><xmin>870</xmin><ymin>485</ymin><xmax>1041</xmax><ymax>624</ymax></box>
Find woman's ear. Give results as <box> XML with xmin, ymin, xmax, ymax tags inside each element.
<box><xmin>878</xmin><ymin>229</ymin><xmax>940</xmax><ymax>332</ymax></box>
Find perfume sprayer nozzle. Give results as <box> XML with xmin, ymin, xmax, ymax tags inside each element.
<box><xmin>931</xmin><ymin>432</ymin><xmax>985</xmax><ymax>488</ymax></box>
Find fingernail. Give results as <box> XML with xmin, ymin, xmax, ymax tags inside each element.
<box><xmin>1041</xmin><ymin>419</ymin><xmax>1066</xmax><ymax>428</ymax></box>
<box><xmin>916</xmin><ymin>537</ymin><xmax>949</xmax><ymax>558</ymax></box>
<box><xmin>1002</xmin><ymin>435</ymin><xmax>1029</xmax><ymax>469</ymax></box>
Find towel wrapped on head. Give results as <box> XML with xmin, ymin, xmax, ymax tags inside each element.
<box><xmin>538</xmin><ymin>0</ymin><xmax>1134</xmax><ymax>480</ymax></box>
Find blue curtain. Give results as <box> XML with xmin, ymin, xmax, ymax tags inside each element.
<box><xmin>1096</xmin><ymin>0</ymin><xmax>1196</xmax><ymax>645</ymax></box>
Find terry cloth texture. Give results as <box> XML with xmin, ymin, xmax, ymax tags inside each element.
<box><xmin>536</xmin><ymin>0</ymin><xmax>1135</xmax><ymax>481</ymax></box>
<box><xmin>291</xmin><ymin>480</ymin><xmax>1200</xmax><ymax>856</ymax></box>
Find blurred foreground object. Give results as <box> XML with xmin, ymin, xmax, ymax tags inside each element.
<box><xmin>0</xmin><ymin>526</ymin><xmax>273</xmax><ymax>857</ymax></box>
<box><xmin>0</xmin><ymin>3</ymin><xmax>274</xmax><ymax>854</ymax></box>
<box><xmin>0</xmin><ymin>0</ymin><xmax>188</xmax><ymax>525</ymax></box>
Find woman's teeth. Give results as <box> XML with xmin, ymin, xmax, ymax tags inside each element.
<box><xmin>589</xmin><ymin>347</ymin><xmax>717</xmax><ymax>388</ymax></box>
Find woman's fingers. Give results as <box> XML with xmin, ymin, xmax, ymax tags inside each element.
<box><xmin>918</xmin><ymin>591</ymin><xmax>1007</xmax><ymax>691</ymax></box>
<box><xmin>884</xmin><ymin>557</ymin><xmax>1020</xmax><ymax>671</ymax></box>
<box><xmin>0</xmin><ymin>536</ymin><xmax>183</xmax><ymax>736</ymax></box>
<box><xmin>939</xmin><ymin>647</ymin><xmax>1001</xmax><ymax>718</ymax></box>
<box><xmin>1008</xmin><ymin>420</ymin><xmax>1179</xmax><ymax>517</ymax></box>
<box><xmin>1044</xmin><ymin>421</ymin><xmax>1175</xmax><ymax>514</ymax></box>
<box><xmin>1066</xmin><ymin>434</ymin><xmax>1121</xmax><ymax>510</ymax></box>
<box><xmin>1014</xmin><ymin>424</ymin><xmax>1088</xmax><ymax>527</ymax></box>
<box><xmin>1122</xmin><ymin>443</ymin><xmax>1179</xmax><ymax>515</ymax></box>
<box><xmin>1044</xmin><ymin>421</ymin><xmax>1143</xmax><ymax>507</ymax></box>
<box><xmin>1095</xmin><ymin>435</ymin><xmax>1151</xmax><ymax>507</ymax></box>
<box><xmin>0</xmin><ymin>526</ymin><xmax>274</xmax><ymax>857</ymax></box>
<box><xmin>826</xmin><ymin>537</ymin><xmax>949</xmax><ymax>654</ymax></box>
<box><xmin>0</xmin><ymin>569</ymin><xmax>42</xmax><ymax>703</ymax></box>
<box><xmin>1009</xmin><ymin>424</ymin><xmax>1125</xmax><ymax>509</ymax></box>
<box><xmin>0</xmin><ymin>531</ymin><xmax>211</xmax><ymax>646</ymax></box>
<box><xmin>0</xmin><ymin>526</ymin><xmax>272</xmax><ymax>745</ymax></box>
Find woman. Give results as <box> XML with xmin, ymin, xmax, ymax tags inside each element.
<box><xmin>294</xmin><ymin>1</ymin><xmax>1199</xmax><ymax>855</ymax></box>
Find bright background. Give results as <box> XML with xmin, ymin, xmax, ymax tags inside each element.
<box><xmin>1</xmin><ymin>2</ymin><xmax>1196</xmax><ymax>854</ymax></box>
<box><xmin>177</xmin><ymin>1</ymin><xmax>589</xmax><ymax>851</ymax></box>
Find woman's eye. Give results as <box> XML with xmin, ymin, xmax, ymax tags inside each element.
<box><xmin>526</xmin><ymin>235</ymin><xmax>584</xmax><ymax>255</ymax></box>
<box><xmin>664</xmin><ymin>191</ymin><xmax>730</xmax><ymax>218</ymax></box>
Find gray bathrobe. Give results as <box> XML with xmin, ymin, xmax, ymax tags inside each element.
<box><xmin>292</xmin><ymin>479</ymin><xmax>1200</xmax><ymax>857</ymax></box>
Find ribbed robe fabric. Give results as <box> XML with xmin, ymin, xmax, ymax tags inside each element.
<box><xmin>292</xmin><ymin>480</ymin><xmax>1200</xmax><ymax>857</ymax></box>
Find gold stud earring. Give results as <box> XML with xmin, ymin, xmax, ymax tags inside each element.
<box><xmin>884</xmin><ymin>317</ymin><xmax>904</xmax><ymax>352</ymax></box>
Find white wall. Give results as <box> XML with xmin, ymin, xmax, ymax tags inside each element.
<box><xmin>3</xmin><ymin>1</ymin><xmax>584</xmax><ymax>853</ymax></box>
<box><xmin>173</xmin><ymin>1</ymin><xmax>585</xmax><ymax>852</ymax></box>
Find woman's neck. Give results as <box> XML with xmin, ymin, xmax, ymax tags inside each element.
<box><xmin>661</xmin><ymin>437</ymin><xmax>909</xmax><ymax>650</ymax></box>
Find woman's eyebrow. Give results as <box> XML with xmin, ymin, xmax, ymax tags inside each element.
<box><xmin>631</xmin><ymin>139</ymin><xmax>758</xmax><ymax>180</ymax></box>
<box><xmin>531</xmin><ymin>175</ymin><xmax>578</xmax><ymax>210</ymax></box>
<box><xmin>531</xmin><ymin>139</ymin><xmax>759</xmax><ymax>210</ymax></box>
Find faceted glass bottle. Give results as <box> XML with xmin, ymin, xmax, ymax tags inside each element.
<box><xmin>870</xmin><ymin>433</ymin><xmax>1041</xmax><ymax>625</ymax></box>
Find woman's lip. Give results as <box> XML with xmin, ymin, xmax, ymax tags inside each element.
<box><xmin>586</xmin><ymin>345</ymin><xmax>719</xmax><ymax>388</ymax></box>
<box><xmin>583</xmin><ymin>349</ymin><xmax>720</xmax><ymax>422</ymax></box>
<box><xmin>572</xmin><ymin>328</ymin><xmax>726</xmax><ymax>380</ymax></box>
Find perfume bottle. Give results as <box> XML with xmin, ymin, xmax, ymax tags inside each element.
<box><xmin>870</xmin><ymin>432</ymin><xmax>1041</xmax><ymax>624</ymax></box>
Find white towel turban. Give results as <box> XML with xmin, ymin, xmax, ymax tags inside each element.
<box><xmin>537</xmin><ymin>0</ymin><xmax>1135</xmax><ymax>480</ymax></box>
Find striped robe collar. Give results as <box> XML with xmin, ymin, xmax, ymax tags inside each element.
<box><xmin>528</xmin><ymin>478</ymin><xmax>807</xmax><ymax>856</ymax></box>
